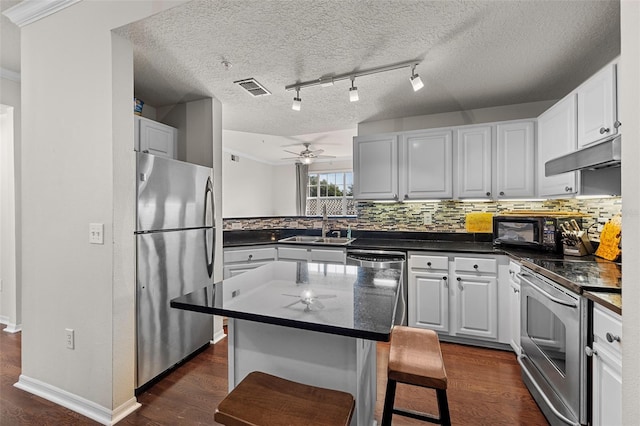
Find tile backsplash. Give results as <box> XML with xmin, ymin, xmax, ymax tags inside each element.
<box><xmin>223</xmin><ymin>198</ymin><xmax>622</xmax><ymax>233</ymax></box>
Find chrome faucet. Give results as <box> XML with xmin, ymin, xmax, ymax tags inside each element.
<box><xmin>332</xmin><ymin>230</ymin><xmax>341</xmax><ymax>238</ymax></box>
<box><xmin>321</xmin><ymin>205</ymin><xmax>329</xmax><ymax>238</ymax></box>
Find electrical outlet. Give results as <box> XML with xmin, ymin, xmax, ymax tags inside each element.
<box><xmin>65</xmin><ymin>328</ymin><xmax>75</xmax><ymax>349</ymax></box>
<box><xmin>423</xmin><ymin>212</ymin><xmax>433</xmax><ymax>225</ymax></box>
<box><xmin>89</xmin><ymin>223</ymin><xmax>104</xmax><ymax>244</ymax></box>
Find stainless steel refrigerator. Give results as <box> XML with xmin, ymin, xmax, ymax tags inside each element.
<box><xmin>135</xmin><ymin>152</ymin><xmax>215</xmax><ymax>389</ymax></box>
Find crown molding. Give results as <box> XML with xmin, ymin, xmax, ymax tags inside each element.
<box><xmin>0</xmin><ymin>68</ymin><xmax>21</xmax><ymax>82</ymax></box>
<box><xmin>3</xmin><ymin>0</ymin><xmax>82</xmax><ymax>28</ymax></box>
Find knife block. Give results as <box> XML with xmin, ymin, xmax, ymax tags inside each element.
<box><xmin>563</xmin><ymin>232</ymin><xmax>594</xmax><ymax>257</ymax></box>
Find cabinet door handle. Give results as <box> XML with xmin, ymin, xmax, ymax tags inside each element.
<box><xmin>247</xmin><ymin>254</ymin><xmax>253</xmax><ymax>261</ymax></box>
<box><xmin>427</xmin><ymin>261</ymin><xmax>432</xmax><ymax>267</ymax></box>
<box><xmin>565</xmin><ymin>186</ymin><xmax>573</xmax><ymax>192</ymax></box>
<box><xmin>599</xmin><ymin>127</ymin><xmax>610</xmax><ymax>134</ymax></box>
<box><xmin>473</xmin><ymin>264</ymin><xmax>479</xmax><ymax>270</ymax></box>
<box><xmin>442</xmin><ymin>276</ymin><xmax>448</xmax><ymax>287</ymax></box>
<box><xmin>393</xmin><ymin>194</ymin><xmax>398</xmax><ymax>200</ymax></box>
<box><xmin>512</xmin><ymin>287</ymin><xmax>520</xmax><ymax>293</ymax></box>
<box><xmin>614</xmin><ymin>120</ymin><xmax>622</xmax><ymax>129</ymax></box>
<box><xmin>486</xmin><ymin>192</ymin><xmax>491</xmax><ymax>197</ymax></box>
<box><xmin>585</xmin><ymin>346</ymin><xmax>598</xmax><ymax>357</ymax></box>
<box><xmin>499</xmin><ymin>191</ymin><xmax>505</xmax><ymax>196</ymax></box>
<box><xmin>606</xmin><ymin>332</ymin><xmax>621</xmax><ymax>343</ymax></box>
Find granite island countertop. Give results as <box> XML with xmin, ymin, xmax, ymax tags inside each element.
<box><xmin>171</xmin><ymin>261</ymin><xmax>401</xmax><ymax>342</ymax></box>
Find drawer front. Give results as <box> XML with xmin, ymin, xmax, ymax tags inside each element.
<box><xmin>454</xmin><ymin>257</ymin><xmax>497</xmax><ymax>274</ymax></box>
<box><xmin>593</xmin><ymin>303</ymin><xmax>622</xmax><ymax>357</ymax></box>
<box><xmin>225</xmin><ymin>247</ymin><xmax>276</xmax><ymax>263</ymax></box>
<box><xmin>409</xmin><ymin>255</ymin><xmax>449</xmax><ymax>271</ymax></box>
<box><xmin>277</xmin><ymin>247</ymin><xmax>310</xmax><ymax>261</ymax></box>
<box><xmin>310</xmin><ymin>248</ymin><xmax>346</xmax><ymax>264</ymax></box>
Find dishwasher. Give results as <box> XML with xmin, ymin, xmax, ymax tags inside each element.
<box><xmin>347</xmin><ymin>249</ymin><xmax>407</xmax><ymax>325</ymax></box>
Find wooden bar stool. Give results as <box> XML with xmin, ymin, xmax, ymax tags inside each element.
<box><xmin>381</xmin><ymin>326</ymin><xmax>451</xmax><ymax>426</ymax></box>
<box><xmin>215</xmin><ymin>371</ymin><xmax>355</xmax><ymax>426</ymax></box>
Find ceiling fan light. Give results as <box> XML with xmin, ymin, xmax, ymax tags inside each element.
<box><xmin>349</xmin><ymin>86</ymin><xmax>359</xmax><ymax>102</ymax></box>
<box><xmin>301</xmin><ymin>157</ymin><xmax>313</xmax><ymax>164</ymax></box>
<box><xmin>410</xmin><ymin>73</ymin><xmax>424</xmax><ymax>92</ymax></box>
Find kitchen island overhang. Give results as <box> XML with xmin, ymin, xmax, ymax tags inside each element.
<box><xmin>171</xmin><ymin>261</ymin><xmax>402</xmax><ymax>426</ymax></box>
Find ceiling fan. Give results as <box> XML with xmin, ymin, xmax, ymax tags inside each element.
<box><xmin>281</xmin><ymin>142</ymin><xmax>336</xmax><ymax>164</ymax></box>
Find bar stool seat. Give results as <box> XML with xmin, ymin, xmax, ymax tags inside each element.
<box><xmin>382</xmin><ymin>326</ymin><xmax>451</xmax><ymax>426</ymax></box>
<box><xmin>215</xmin><ymin>371</ymin><xmax>355</xmax><ymax>426</ymax></box>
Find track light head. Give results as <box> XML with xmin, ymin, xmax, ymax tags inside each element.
<box><xmin>349</xmin><ymin>76</ymin><xmax>359</xmax><ymax>102</ymax></box>
<box><xmin>292</xmin><ymin>88</ymin><xmax>302</xmax><ymax>111</ymax></box>
<box><xmin>410</xmin><ymin>65</ymin><xmax>424</xmax><ymax>92</ymax></box>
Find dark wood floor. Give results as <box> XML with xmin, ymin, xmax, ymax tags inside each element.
<box><xmin>0</xmin><ymin>329</ymin><xmax>548</xmax><ymax>425</ymax></box>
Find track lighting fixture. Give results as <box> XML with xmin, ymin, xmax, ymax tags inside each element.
<box><xmin>292</xmin><ymin>88</ymin><xmax>302</xmax><ymax>111</ymax></box>
<box><xmin>285</xmin><ymin>59</ymin><xmax>422</xmax><ymax>107</ymax></box>
<box><xmin>410</xmin><ymin>64</ymin><xmax>424</xmax><ymax>92</ymax></box>
<box><xmin>349</xmin><ymin>76</ymin><xmax>359</xmax><ymax>102</ymax></box>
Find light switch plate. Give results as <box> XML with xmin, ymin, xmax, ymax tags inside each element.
<box><xmin>89</xmin><ymin>223</ymin><xmax>104</xmax><ymax>244</ymax></box>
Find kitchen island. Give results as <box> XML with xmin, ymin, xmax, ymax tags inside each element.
<box><xmin>171</xmin><ymin>261</ymin><xmax>401</xmax><ymax>426</ymax></box>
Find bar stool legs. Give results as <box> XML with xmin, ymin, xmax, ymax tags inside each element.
<box><xmin>381</xmin><ymin>326</ymin><xmax>451</xmax><ymax>426</ymax></box>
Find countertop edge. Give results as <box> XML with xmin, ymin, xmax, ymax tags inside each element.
<box><xmin>583</xmin><ymin>291</ymin><xmax>622</xmax><ymax>315</ymax></box>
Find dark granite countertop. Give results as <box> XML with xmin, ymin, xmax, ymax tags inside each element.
<box><xmin>520</xmin><ymin>258</ymin><xmax>621</xmax><ymax>298</ymax></box>
<box><xmin>171</xmin><ymin>261</ymin><xmax>400</xmax><ymax>342</ymax></box>
<box><xmin>584</xmin><ymin>291</ymin><xmax>622</xmax><ymax>315</ymax></box>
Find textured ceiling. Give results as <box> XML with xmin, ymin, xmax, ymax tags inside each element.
<box><xmin>3</xmin><ymin>1</ymin><xmax>621</xmax><ymax>163</ymax></box>
<box><xmin>116</xmin><ymin>0</ymin><xmax>620</xmax><ymax>141</ymax></box>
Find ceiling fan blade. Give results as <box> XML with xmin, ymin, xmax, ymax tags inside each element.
<box><xmin>310</xmin><ymin>149</ymin><xmax>325</xmax><ymax>155</ymax></box>
<box><xmin>315</xmin><ymin>154</ymin><xmax>336</xmax><ymax>159</ymax></box>
<box><xmin>283</xmin><ymin>150</ymin><xmax>302</xmax><ymax>156</ymax></box>
<box><xmin>284</xmin><ymin>300</ymin><xmax>301</xmax><ymax>308</ymax></box>
<box><xmin>315</xmin><ymin>294</ymin><xmax>337</xmax><ymax>299</ymax></box>
<box><xmin>311</xmin><ymin>299</ymin><xmax>325</xmax><ymax>309</ymax></box>
<box><xmin>281</xmin><ymin>156</ymin><xmax>302</xmax><ymax>160</ymax></box>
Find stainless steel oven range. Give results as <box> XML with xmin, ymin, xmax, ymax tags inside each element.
<box><xmin>518</xmin><ymin>267</ymin><xmax>587</xmax><ymax>426</ymax></box>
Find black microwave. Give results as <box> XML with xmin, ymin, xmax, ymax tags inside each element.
<box><xmin>493</xmin><ymin>215</ymin><xmax>582</xmax><ymax>253</ymax></box>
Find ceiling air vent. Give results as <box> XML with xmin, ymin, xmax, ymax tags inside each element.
<box><xmin>234</xmin><ymin>78</ymin><xmax>271</xmax><ymax>97</ymax></box>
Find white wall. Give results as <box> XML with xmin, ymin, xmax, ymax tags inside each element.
<box><xmin>357</xmin><ymin>100</ymin><xmax>555</xmax><ymax>135</ymax></box>
<box><xmin>621</xmin><ymin>0</ymin><xmax>640</xmax><ymax>422</ymax></box>
<box><xmin>272</xmin><ymin>164</ymin><xmax>297</xmax><ymax>216</ymax></box>
<box><xmin>0</xmin><ymin>75</ymin><xmax>21</xmax><ymax>333</ymax></box>
<box><xmin>222</xmin><ymin>152</ymin><xmax>276</xmax><ymax>217</ymax></box>
<box><xmin>17</xmin><ymin>0</ymin><xmax>189</xmax><ymax>423</ymax></box>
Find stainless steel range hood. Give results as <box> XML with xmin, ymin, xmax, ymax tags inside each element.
<box><xmin>545</xmin><ymin>135</ymin><xmax>621</xmax><ymax>176</ymax></box>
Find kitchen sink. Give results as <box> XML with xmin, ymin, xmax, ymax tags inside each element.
<box><xmin>278</xmin><ymin>236</ymin><xmax>320</xmax><ymax>243</ymax></box>
<box><xmin>278</xmin><ymin>236</ymin><xmax>355</xmax><ymax>245</ymax></box>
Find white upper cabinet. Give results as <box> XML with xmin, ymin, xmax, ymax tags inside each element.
<box><xmin>537</xmin><ymin>94</ymin><xmax>578</xmax><ymax>198</ymax></box>
<box><xmin>400</xmin><ymin>129</ymin><xmax>453</xmax><ymax>200</ymax></box>
<box><xmin>136</xmin><ymin>116</ymin><xmax>178</xmax><ymax>159</ymax></box>
<box><xmin>577</xmin><ymin>64</ymin><xmax>618</xmax><ymax>148</ymax></box>
<box><xmin>455</xmin><ymin>126</ymin><xmax>492</xmax><ymax>199</ymax></box>
<box><xmin>496</xmin><ymin>121</ymin><xmax>535</xmax><ymax>198</ymax></box>
<box><xmin>353</xmin><ymin>133</ymin><xmax>399</xmax><ymax>200</ymax></box>
<box><xmin>455</xmin><ymin>121</ymin><xmax>534</xmax><ymax>200</ymax></box>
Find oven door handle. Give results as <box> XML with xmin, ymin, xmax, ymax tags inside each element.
<box><xmin>518</xmin><ymin>273</ymin><xmax>578</xmax><ymax>308</ymax></box>
<box><xmin>517</xmin><ymin>354</ymin><xmax>580</xmax><ymax>426</ymax></box>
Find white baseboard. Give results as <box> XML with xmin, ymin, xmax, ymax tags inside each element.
<box><xmin>211</xmin><ymin>328</ymin><xmax>227</xmax><ymax>344</ymax></box>
<box><xmin>0</xmin><ymin>316</ymin><xmax>22</xmax><ymax>333</ymax></box>
<box><xmin>14</xmin><ymin>375</ymin><xmax>141</xmax><ymax>425</ymax></box>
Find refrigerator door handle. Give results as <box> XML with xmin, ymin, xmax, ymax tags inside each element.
<box><xmin>204</xmin><ymin>176</ymin><xmax>215</xmax><ymax>278</ymax></box>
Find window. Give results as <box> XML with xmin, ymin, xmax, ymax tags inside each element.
<box><xmin>307</xmin><ymin>171</ymin><xmax>356</xmax><ymax>216</ymax></box>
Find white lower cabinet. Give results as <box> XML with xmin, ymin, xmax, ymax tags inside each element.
<box><xmin>590</xmin><ymin>303</ymin><xmax>622</xmax><ymax>426</ymax></box>
<box><xmin>408</xmin><ymin>252</ymin><xmax>509</xmax><ymax>345</ymax></box>
<box><xmin>223</xmin><ymin>246</ymin><xmax>277</xmax><ymax>279</ymax></box>
<box><xmin>409</xmin><ymin>255</ymin><xmax>449</xmax><ymax>333</ymax></box>
<box><xmin>277</xmin><ymin>245</ymin><xmax>346</xmax><ymax>264</ymax></box>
